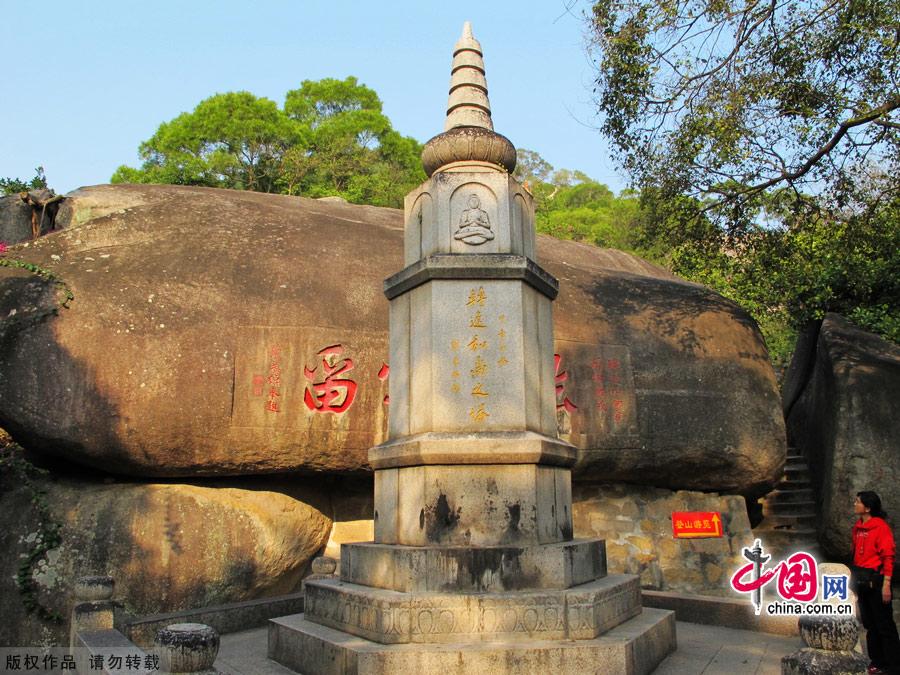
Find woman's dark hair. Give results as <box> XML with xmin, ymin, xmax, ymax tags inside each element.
<box><xmin>857</xmin><ymin>491</ymin><xmax>888</xmax><ymax>519</ymax></box>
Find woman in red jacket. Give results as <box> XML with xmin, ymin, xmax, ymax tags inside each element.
<box><xmin>853</xmin><ymin>491</ymin><xmax>900</xmax><ymax>675</ymax></box>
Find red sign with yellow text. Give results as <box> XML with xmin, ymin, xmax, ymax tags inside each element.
<box><xmin>672</xmin><ymin>511</ymin><xmax>723</xmax><ymax>538</ymax></box>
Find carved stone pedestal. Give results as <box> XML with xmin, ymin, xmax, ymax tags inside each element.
<box><xmin>270</xmin><ymin>606</ymin><xmax>675</xmax><ymax>674</ymax></box>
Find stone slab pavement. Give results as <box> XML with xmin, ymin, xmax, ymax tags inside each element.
<box><xmin>214</xmin><ymin>620</ymin><xmax>805</xmax><ymax>674</ymax></box>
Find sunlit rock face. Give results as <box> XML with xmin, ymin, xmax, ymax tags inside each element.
<box><xmin>0</xmin><ymin>184</ymin><xmax>783</xmax><ymax>493</ymax></box>
<box><xmin>0</xmin><ymin>473</ymin><xmax>332</xmax><ymax>646</ymax></box>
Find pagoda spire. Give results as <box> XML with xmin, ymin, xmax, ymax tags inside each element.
<box><xmin>445</xmin><ymin>21</ymin><xmax>493</xmax><ymax>131</ymax></box>
<box><xmin>421</xmin><ymin>22</ymin><xmax>516</xmax><ymax>177</ymax></box>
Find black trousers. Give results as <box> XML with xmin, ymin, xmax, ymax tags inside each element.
<box><xmin>858</xmin><ymin>582</ymin><xmax>900</xmax><ymax>673</ymax></box>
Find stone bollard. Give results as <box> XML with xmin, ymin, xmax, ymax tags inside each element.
<box><xmin>69</xmin><ymin>575</ymin><xmax>116</xmax><ymax>648</ymax></box>
<box><xmin>154</xmin><ymin>623</ymin><xmax>219</xmax><ymax>674</ymax></box>
<box><xmin>781</xmin><ymin>563</ymin><xmax>868</xmax><ymax>674</ymax></box>
<box><xmin>302</xmin><ymin>555</ymin><xmax>338</xmax><ymax>592</ymax></box>
<box><xmin>311</xmin><ymin>556</ymin><xmax>337</xmax><ymax>576</ymax></box>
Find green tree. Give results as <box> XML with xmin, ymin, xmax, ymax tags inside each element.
<box><xmin>586</xmin><ymin>0</ymin><xmax>900</xmax><ymax>366</ymax></box>
<box><xmin>112</xmin><ymin>92</ymin><xmax>303</xmax><ymax>192</ymax></box>
<box><xmin>588</xmin><ymin>0</ymin><xmax>899</xmax><ymax>227</ymax></box>
<box><xmin>281</xmin><ymin>77</ymin><xmax>424</xmax><ymax>206</ymax></box>
<box><xmin>1</xmin><ymin>167</ymin><xmax>48</xmax><ymax>196</ymax></box>
<box><xmin>515</xmin><ymin>148</ymin><xmax>644</xmax><ymax>250</ymax></box>
<box><xmin>113</xmin><ymin>77</ymin><xmax>425</xmax><ymax>208</ymax></box>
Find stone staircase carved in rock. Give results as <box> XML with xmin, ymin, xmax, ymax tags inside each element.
<box><xmin>754</xmin><ymin>447</ymin><xmax>821</xmax><ymax>558</ymax></box>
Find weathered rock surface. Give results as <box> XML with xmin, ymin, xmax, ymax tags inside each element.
<box><xmin>785</xmin><ymin>313</ymin><xmax>900</xmax><ymax>562</ymax></box>
<box><xmin>0</xmin><ymin>184</ymin><xmax>784</xmax><ymax>493</ymax></box>
<box><xmin>572</xmin><ymin>482</ymin><xmax>753</xmax><ymax>596</ymax></box>
<box><xmin>0</xmin><ymin>193</ymin><xmax>33</xmax><ymax>245</ymax></box>
<box><xmin>0</xmin><ymin>470</ymin><xmax>331</xmax><ymax>646</ymax></box>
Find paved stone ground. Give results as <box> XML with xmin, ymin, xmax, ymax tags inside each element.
<box><xmin>214</xmin><ymin>621</ymin><xmax>805</xmax><ymax>674</ymax></box>
<box><xmin>653</xmin><ymin>622</ymin><xmax>802</xmax><ymax>674</ymax></box>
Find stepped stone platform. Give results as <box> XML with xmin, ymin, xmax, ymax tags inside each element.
<box><xmin>269</xmin><ymin>606</ymin><xmax>675</xmax><ymax>675</ymax></box>
<box><xmin>269</xmin><ymin>541</ymin><xmax>674</xmax><ymax>673</ymax></box>
<box><xmin>302</xmin><ymin>574</ymin><xmax>641</xmax><ymax>643</ymax></box>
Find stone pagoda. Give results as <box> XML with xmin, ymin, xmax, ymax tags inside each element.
<box><xmin>269</xmin><ymin>23</ymin><xmax>676</xmax><ymax>674</ymax></box>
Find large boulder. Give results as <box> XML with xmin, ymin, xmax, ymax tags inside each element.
<box><xmin>785</xmin><ymin>313</ymin><xmax>900</xmax><ymax>562</ymax></box>
<box><xmin>0</xmin><ymin>184</ymin><xmax>784</xmax><ymax>493</ymax></box>
<box><xmin>0</xmin><ymin>467</ymin><xmax>331</xmax><ymax>646</ymax></box>
<box><xmin>0</xmin><ymin>193</ymin><xmax>33</xmax><ymax>245</ymax></box>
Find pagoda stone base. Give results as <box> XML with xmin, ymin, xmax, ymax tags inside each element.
<box><xmin>269</xmin><ymin>606</ymin><xmax>676</xmax><ymax>675</ymax></box>
<box><xmin>303</xmin><ymin>574</ymin><xmax>641</xmax><ymax>644</ymax></box>
<box><xmin>340</xmin><ymin>539</ymin><xmax>606</xmax><ymax>593</ymax></box>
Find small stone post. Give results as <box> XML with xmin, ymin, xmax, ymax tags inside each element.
<box><xmin>69</xmin><ymin>575</ymin><xmax>116</xmax><ymax>649</ymax></box>
<box><xmin>154</xmin><ymin>623</ymin><xmax>219</xmax><ymax>674</ymax></box>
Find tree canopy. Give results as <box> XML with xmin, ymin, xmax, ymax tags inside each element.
<box><xmin>515</xmin><ymin>148</ymin><xmax>644</xmax><ymax>252</ymax></box>
<box><xmin>585</xmin><ymin>0</ymin><xmax>899</xmax><ymax>367</ymax></box>
<box><xmin>588</xmin><ymin>0</ymin><xmax>899</xmax><ymax>226</ymax></box>
<box><xmin>112</xmin><ymin>77</ymin><xmax>425</xmax><ymax>208</ymax></box>
<box><xmin>1</xmin><ymin>167</ymin><xmax>48</xmax><ymax>196</ymax></box>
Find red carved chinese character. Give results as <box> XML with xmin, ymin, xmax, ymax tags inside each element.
<box><xmin>252</xmin><ymin>375</ymin><xmax>265</xmax><ymax>397</ymax></box>
<box><xmin>554</xmin><ymin>354</ymin><xmax>578</xmax><ymax>413</ymax></box>
<box><xmin>303</xmin><ymin>344</ymin><xmax>358</xmax><ymax>414</ymax></box>
<box><xmin>378</xmin><ymin>362</ymin><xmax>390</xmax><ymax>405</ymax></box>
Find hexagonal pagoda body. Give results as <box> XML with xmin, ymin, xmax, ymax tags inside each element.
<box><xmin>383</xmin><ymin>276</ymin><xmax>558</xmax><ymax>439</ymax></box>
<box><xmin>402</xmin><ymin>161</ymin><xmax>536</xmax><ymax>264</ymax></box>
<box><xmin>375</xmin><ymin>158</ymin><xmax>573</xmax><ymax>550</ymax></box>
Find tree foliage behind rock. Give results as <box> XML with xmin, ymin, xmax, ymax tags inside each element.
<box><xmin>583</xmin><ymin>0</ymin><xmax>899</xmax><ymax>370</ymax></box>
<box><xmin>514</xmin><ymin>148</ymin><xmax>643</xmax><ymax>252</ymax></box>
<box><xmin>587</xmin><ymin>0</ymin><xmax>899</xmax><ymax>226</ymax></box>
<box><xmin>112</xmin><ymin>77</ymin><xmax>425</xmax><ymax>208</ymax></box>
<box><xmin>515</xmin><ymin>146</ymin><xmax>898</xmax><ymax>372</ymax></box>
<box><xmin>1</xmin><ymin>167</ymin><xmax>48</xmax><ymax>196</ymax></box>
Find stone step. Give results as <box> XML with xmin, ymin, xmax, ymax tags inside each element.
<box><xmin>301</xmin><ymin>574</ymin><xmax>642</xmax><ymax>645</ymax></box>
<box><xmin>758</xmin><ymin>514</ymin><xmax>817</xmax><ymax>528</ymax></box>
<box><xmin>750</xmin><ymin>528</ymin><xmax>818</xmax><ymax>553</ymax></box>
<box><xmin>777</xmin><ymin>477</ymin><xmax>812</xmax><ymax>489</ymax></box>
<box><xmin>761</xmin><ymin>501</ymin><xmax>816</xmax><ymax>516</ymax></box>
<box><xmin>783</xmin><ymin>466</ymin><xmax>809</xmax><ymax>477</ymax></box>
<box><xmin>753</xmin><ymin>517</ymin><xmax>816</xmax><ymax>538</ymax></box>
<box><xmin>783</xmin><ymin>463</ymin><xmax>809</xmax><ymax>474</ymax></box>
<box><xmin>765</xmin><ymin>488</ymin><xmax>814</xmax><ymax>503</ymax></box>
<box><xmin>268</xmin><ymin>606</ymin><xmax>676</xmax><ymax>675</ymax></box>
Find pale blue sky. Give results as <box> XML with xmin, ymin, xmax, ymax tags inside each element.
<box><xmin>0</xmin><ymin>1</ymin><xmax>626</xmax><ymax>195</ymax></box>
